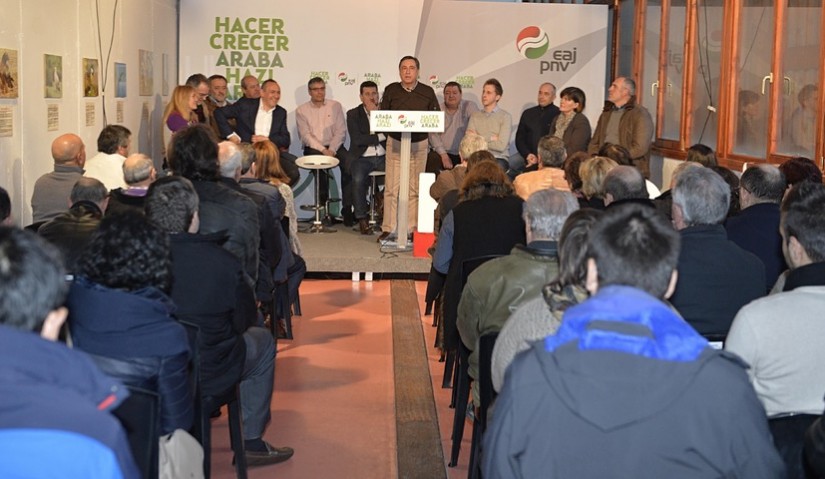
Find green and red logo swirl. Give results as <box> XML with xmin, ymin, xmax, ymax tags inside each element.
<box><xmin>516</xmin><ymin>26</ymin><xmax>549</xmax><ymax>60</ymax></box>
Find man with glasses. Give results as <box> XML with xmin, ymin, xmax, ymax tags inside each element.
<box><xmin>295</xmin><ymin>77</ymin><xmax>350</xmax><ymax>224</ymax></box>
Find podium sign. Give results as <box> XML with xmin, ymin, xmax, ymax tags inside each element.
<box><xmin>369</xmin><ymin>110</ymin><xmax>445</xmax><ymax>133</ymax></box>
<box><xmin>369</xmin><ymin>110</ymin><xmax>444</xmax><ymax>251</ymax></box>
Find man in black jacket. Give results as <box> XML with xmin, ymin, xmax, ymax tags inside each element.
<box><xmin>146</xmin><ymin>176</ymin><xmax>293</xmax><ymax>467</ymax></box>
<box><xmin>346</xmin><ymin>81</ymin><xmax>386</xmax><ymax>235</ymax></box>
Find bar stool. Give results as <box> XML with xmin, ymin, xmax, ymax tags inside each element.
<box><xmin>296</xmin><ymin>155</ymin><xmax>339</xmax><ymax>234</ymax></box>
<box><xmin>368</xmin><ymin>170</ymin><xmax>386</xmax><ymax>230</ymax></box>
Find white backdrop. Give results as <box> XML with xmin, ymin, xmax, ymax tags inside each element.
<box><xmin>179</xmin><ymin>0</ymin><xmax>608</xmax><ymax>211</ymax></box>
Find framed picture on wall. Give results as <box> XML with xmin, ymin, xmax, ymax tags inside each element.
<box><xmin>44</xmin><ymin>54</ymin><xmax>62</xmax><ymax>98</ymax></box>
<box><xmin>0</xmin><ymin>48</ymin><xmax>19</xmax><ymax>99</ymax></box>
<box><xmin>139</xmin><ymin>49</ymin><xmax>153</xmax><ymax>96</ymax></box>
<box><xmin>115</xmin><ymin>62</ymin><xmax>127</xmax><ymax>98</ymax></box>
<box><xmin>82</xmin><ymin>58</ymin><xmax>99</xmax><ymax>97</ymax></box>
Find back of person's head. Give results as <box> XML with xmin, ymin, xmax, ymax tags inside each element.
<box><xmin>523</xmin><ymin>189</ymin><xmax>579</xmax><ymax>241</ymax></box>
<box><xmin>672</xmin><ymin>166</ymin><xmax>730</xmax><ymax>226</ymax></box>
<box><xmin>0</xmin><ymin>186</ymin><xmax>10</xmax><ymax>224</ymax></box>
<box><xmin>218</xmin><ymin>141</ymin><xmax>242</xmax><ymax>179</ymax></box>
<box><xmin>146</xmin><ymin>176</ymin><xmax>199</xmax><ymax>234</ymax></box>
<box><xmin>580</xmin><ymin>156</ymin><xmax>618</xmax><ymax>199</ymax></box>
<box><xmin>781</xmin><ymin>182</ymin><xmax>825</xmax><ymax>263</ymax></box>
<box><xmin>588</xmin><ymin>203</ymin><xmax>680</xmax><ymax>298</ymax></box>
<box><xmin>709</xmin><ymin>166</ymin><xmax>741</xmax><ymax>217</ymax></box>
<box><xmin>739</xmin><ymin>89</ymin><xmax>760</xmax><ymax>109</ymax></box>
<box><xmin>740</xmin><ymin>164</ymin><xmax>786</xmax><ymax>204</ymax></box>
<box><xmin>685</xmin><ymin>143</ymin><xmax>717</xmax><ymax>167</ymax></box>
<box><xmin>460</xmin><ymin>160</ymin><xmax>513</xmax><ymax>201</ymax></box>
<box><xmin>239</xmin><ymin>143</ymin><xmax>256</xmax><ymax>175</ymax></box>
<box><xmin>563</xmin><ymin>151</ymin><xmax>590</xmax><ymax>192</ymax></box>
<box><xmin>466</xmin><ymin>150</ymin><xmax>495</xmax><ymax>172</ymax></box>
<box><xmin>253</xmin><ymin>140</ymin><xmax>289</xmax><ymax>185</ymax></box>
<box><xmin>603</xmin><ymin>165</ymin><xmax>647</xmax><ymax>202</ymax></box>
<box><xmin>779</xmin><ymin>157</ymin><xmax>823</xmax><ymax>187</ymax></box>
<box><xmin>598</xmin><ymin>143</ymin><xmax>632</xmax><ymax>166</ymax></box>
<box><xmin>537</xmin><ymin>135</ymin><xmax>566</xmax><ymax>168</ymax></box>
<box><xmin>70</xmin><ymin>177</ymin><xmax>107</xmax><ymax>205</ymax></box>
<box><xmin>96</xmin><ymin>125</ymin><xmax>131</xmax><ymax>155</ymax></box>
<box><xmin>668</xmin><ymin>161</ymin><xmax>703</xmax><ymax>189</ymax></box>
<box><xmin>75</xmin><ymin>211</ymin><xmax>171</xmax><ymax>293</ymax></box>
<box><xmin>168</xmin><ymin>124</ymin><xmax>219</xmax><ymax>181</ymax></box>
<box><xmin>546</xmin><ymin>208</ymin><xmax>603</xmax><ymax>295</ymax></box>
<box><xmin>122</xmin><ymin>154</ymin><xmax>155</xmax><ymax>185</ymax></box>
<box><xmin>0</xmin><ymin>227</ymin><xmax>68</xmax><ymax>332</ymax></box>
<box><xmin>459</xmin><ymin>134</ymin><xmax>487</xmax><ymax>162</ymax></box>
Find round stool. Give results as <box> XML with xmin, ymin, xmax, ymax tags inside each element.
<box><xmin>296</xmin><ymin>155</ymin><xmax>339</xmax><ymax>234</ymax></box>
<box><xmin>368</xmin><ymin>170</ymin><xmax>386</xmax><ymax>228</ymax></box>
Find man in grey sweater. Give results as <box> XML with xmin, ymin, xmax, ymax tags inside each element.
<box><xmin>31</xmin><ymin>133</ymin><xmax>86</xmax><ymax>225</ymax></box>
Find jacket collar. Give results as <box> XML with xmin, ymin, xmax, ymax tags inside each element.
<box><xmin>784</xmin><ymin>262</ymin><xmax>825</xmax><ymax>291</ymax></box>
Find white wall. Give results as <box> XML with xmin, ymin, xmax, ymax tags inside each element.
<box><xmin>0</xmin><ymin>0</ymin><xmax>177</xmax><ymax>225</ymax></box>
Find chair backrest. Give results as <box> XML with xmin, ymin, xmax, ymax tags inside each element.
<box><xmin>477</xmin><ymin>331</ymin><xmax>500</xmax><ymax>429</ymax></box>
<box><xmin>113</xmin><ymin>386</ymin><xmax>160</xmax><ymax>479</ymax></box>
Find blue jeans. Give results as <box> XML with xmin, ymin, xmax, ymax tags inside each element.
<box><xmin>240</xmin><ymin>327</ymin><xmax>275</xmax><ymax>440</ymax></box>
<box><xmin>350</xmin><ymin>155</ymin><xmax>386</xmax><ymax>219</ymax></box>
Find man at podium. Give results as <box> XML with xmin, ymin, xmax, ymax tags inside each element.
<box><xmin>378</xmin><ymin>55</ymin><xmax>440</xmax><ymax>242</ymax></box>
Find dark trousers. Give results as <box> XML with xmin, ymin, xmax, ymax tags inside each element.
<box><xmin>426</xmin><ymin>151</ymin><xmax>461</xmax><ymax>175</ymax></box>
<box><xmin>303</xmin><ymin>146</ymin><xmax>351</xmax><ymax>216</ymax></box>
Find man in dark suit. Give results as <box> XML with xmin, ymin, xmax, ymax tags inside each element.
<box><xmin>346</xmin><ymin>81</ymin><xmax>386</xmax><ymax>235</ymax></box>
<box><xmin>214</xmin><ymin>79</ymin><xmax>299</xmax><ymax>185</ymax></box>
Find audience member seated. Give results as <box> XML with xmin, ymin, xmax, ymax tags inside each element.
<box><xmin>107</xmin><ymin>153</ymin><xmax>157</xmax><ymax>216</ymax></box>
<box><xmin>145</xmin><ymin>176</ymin><xmax>294</xmax><ymax>466</ymax></box>
<box><xmin>430</xmin><ymin>134</ymin><xmax>487</xmax><ymax>202</ymax></box>
<box><xmin>710</xmin><ymin>165</ymin><xmax>742</xmax><ymax>217</ymax></box>
<box><xmin>562</xmin><ymin>151</ymin><xmax>590</xmax><ymax>198</ymax></box>
<box><xmin>780</xmin><ymin>156</ymin><xmax>823</xmax><ymax>188</ymax></box>
<box><xmin>491</xmin><ymin>208</ymin><xmax>600</xmax><ymax>392</ymax></box>
<box><xmin>727</xmin><ymin>181</ymin><xmax>825</xmax><ymax>477</ymax></box>
<box><xmin>548</xmin><ymin>86</ymin><xmax>591</xmax><ymax>156</ymax></box>
<box><xmin>598</xmin><ymin>143</ymin><xmax>660</xmax><ymax>199</ymax></box>
<box><xmin>685</xmin><ymin>143</ymin><xmax>718</xmax><ymax>167</ymax></box>
<box><xmin>669</xmin><ymin>167</ymin><xmax>765</xmax><ymax>335</ymax></box>
<box><xmin>725</xmin><ymin>164</ymin><xmax>787</xmax><ymax>291</ymax></box>
<box><xmin>67</xmin><ymin>212</ymin><xmax>193</xmax><ymax>436</ymax></box>
<box><xmin>457</xmin><ymin>189</ymin><xmax>578</xmax><ymax>404</ymax></box>
<box><xmin>0</xmin><ymin>227</ymin><xmax>139</xmax><ymax>479</ymax></box>
<box><xmin>483</xmin><ymin>203</ymin><xmax>783</xmax><ymax>478</ymax></box>
<box><xmin>513</xmin><ymin>136</ymin><xmax>570</xmax><ymax>200</ymax></box>
<box><xmin>577</xmin><ymin>156</ymin><xmax>617</xmax><ymax>210</ymax></box>
<box><xmin>603</xmin><ymin>165</ymin><xmax>654</xmax><ymax>209</ymax></box>
<box><xmin>433</xmin><ymin>160</ymin><xmax>526</xmax><ymax>352</ymax></box>
<box><xmin>38</xmin><ymin>177</ymin><xmax>108</xmax><ymax>272</ymax></box>
<box><xmin>84</xmin><ymin>124</ymin><xmax>131</xmax><ymax>191</ymax></box>
<box><xmin>652</xmin><ymin>161</ymin><xmax>703</xmax><ymax>221</ymax></box>
<box><xmin>31</xmin><ymin>133</ymin><xmax>86</xmax><ymax>225</ymax></box>
<box><xmin>426</xmin><ymin>81</ymin><xmax>478</xmax><ymax>174</ymax></box>
<box><xmin>168</xmin><ymin>124</ymin><xmax>260</xmax><ymax>287</ymax></box>
<box><xmin>254</xmin><ymin>140</ymin><xmax>307</xmax><ymax>305</ymax></box>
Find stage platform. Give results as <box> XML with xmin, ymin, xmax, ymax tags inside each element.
<box><xmin>298</xmin><ymin>222</ymin><xmax>431</xmax><ymax>276</ymax></box>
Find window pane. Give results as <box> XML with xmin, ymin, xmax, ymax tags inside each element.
<box><xmin>642</xmin><ymin>0</ymin><xmax>662</xmax><ymax>111</ymax></box>
<box><xmin>662</xmin><ymin>4</ymin><xmax>687</xmax><ymax>140</ymax></box>
<box><xmin>776</xmin><ymin>0</ymin><xmax>821</xmax><ymax>158</ymax></box>
<box><xmin>732</xmin><ymin>2</ymin><xmax>775</xmax><ymax>157</ymax></box>
<box><xmin>617</xmin><ymin>0</ymin><xmax>636</xmax><ymax>78</ymax></box>
<box><xmin>690</xmin><ymin>0</ymin><xmax>725</xmax><ymax>148</ymax></box>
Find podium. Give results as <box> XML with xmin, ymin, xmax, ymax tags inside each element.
<box><xmin>369</xmin><ymin>110</ymin><xmax>444</xmax><ymax>251</ymax></box>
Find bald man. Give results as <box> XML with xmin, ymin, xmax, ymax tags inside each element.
<box><xmin>31</xmin><ymin>133</ymin><xmax>87</xmax><ymax>225</ymax></box>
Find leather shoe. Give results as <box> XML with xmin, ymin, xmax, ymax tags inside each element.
<box><xmin>359</xmin><ymin>218</ymin><xmax>372</xmax><ymax>235</ymax></box>
<box><xmin>377</xmin><ymin>231</ymin><xmax>391</xmax><ymax>243</ymax></box>
<box><xmin>245</xmin><ymin>441</ymin><xmax>294</xmax><ymax>467</ymax></box>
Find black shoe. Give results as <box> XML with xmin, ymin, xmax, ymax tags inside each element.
<box><xmin>342</xmin><ymin>208</ymin><xmax>355</xmax><ymax>227</ymax></box>
<box><xmin>377</xmin><ymin>231</ymin><xmax>391</xmax><ymax>243</ymax></box>
<box><xmin>358</xmin><ymin>218</ymin><xmax>372</xmax><ymax>235</ymax></box>
<box><xmin>245</xmin><ymin>441</ymin><xmax>294</xmax><ymax>467</ymax></box>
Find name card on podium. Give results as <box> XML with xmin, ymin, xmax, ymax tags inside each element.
<box><xmin>369</xmin><ymin>110</ymin><xmax>445</xmax><ymax>133</ymax></box>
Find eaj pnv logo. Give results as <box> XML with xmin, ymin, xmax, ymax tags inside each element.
<box><xmin>516</xmin><ymin>26</ymin><xmax>549</xmax><ymax>60</ymax></box>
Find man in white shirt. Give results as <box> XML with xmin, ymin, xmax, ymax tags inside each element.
<box><xmin>83</xmin><ymin>125</ymin><xmax>130</xmax><ymax>191</ymax></box>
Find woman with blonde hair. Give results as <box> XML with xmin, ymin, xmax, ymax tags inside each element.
<box><xmin>578</xmin><ymin>156</ymin><xmax>618</xmax><ymax>210</ymax></box>
<box><xmin>162</xmin><ymin>85</ymin><xmax>198</xmax><ymax>153</ymax></box>
<box><xmin>254</xmin><ymin>140</ymin><xmax>303</xmax><ymax>257</ymax></box>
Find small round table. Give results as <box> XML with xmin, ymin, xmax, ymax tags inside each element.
<box><xmin>367</xmin><ymin>170</ymin><xmax>386</xmax><ymax>229</ymax></box>
<box><xmin>296</xmin><ymin>155</ymin><xmax>339</xmax><ymax>234</ymax></box>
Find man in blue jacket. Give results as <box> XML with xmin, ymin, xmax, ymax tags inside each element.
<box><xmin>0</xmin><ymin>227</ymin><xmax>139</xmax><ymax>479</ymax></box>
<box><xmin>484</xmin><ymin>203</ymin><xmax>783</xmax><ymax>478</ymax></box>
